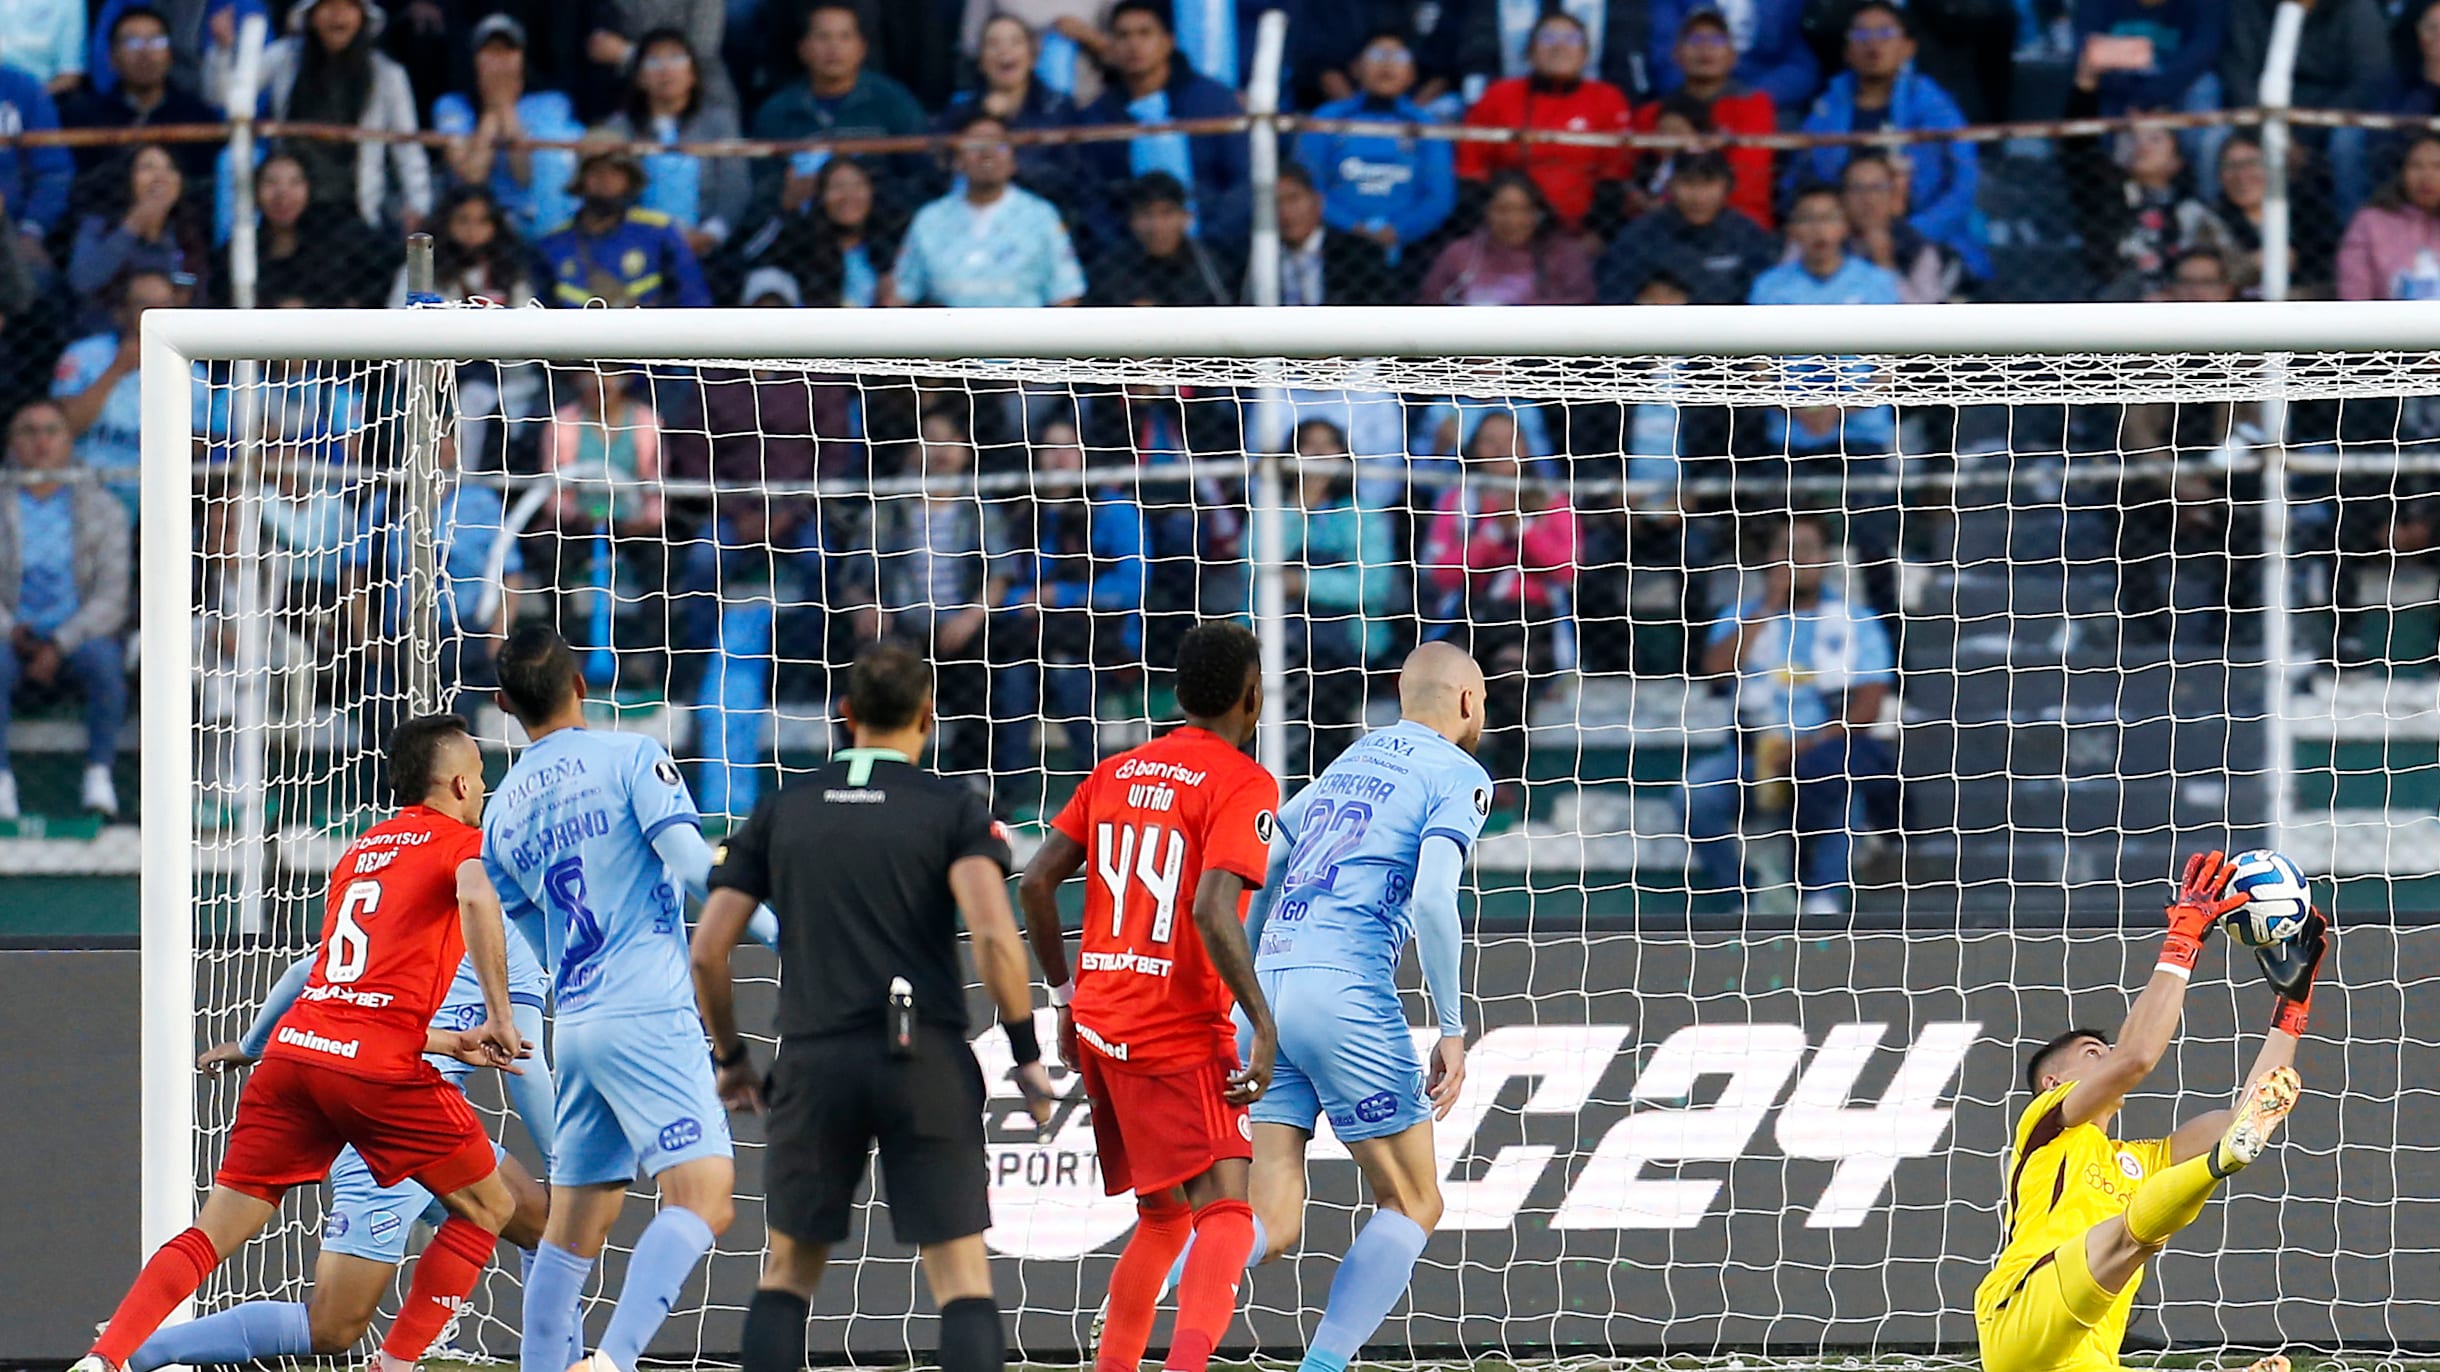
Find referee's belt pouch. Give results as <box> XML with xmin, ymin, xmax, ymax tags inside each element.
<box><xmin>887</xmin><ymin>978</ymin><xmax>919</xmax><ymax>1060</ymax></box>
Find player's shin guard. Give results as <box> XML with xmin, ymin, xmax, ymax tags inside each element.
<box><xmin>381</xmin><ymin>1217</ymin><xmax>497</xmax><ymax>1371</ymax></box>
<box><xmin>521</xmin><ymin>1242</ymin><xmax>595</xmax><ymax>1372</ymax></box>
<box><xmin>1096</xmin><ymin>1198</ymin><xmax>1194</xmax><ymax>1372</ymax></box>
<box><xmin>127</xmin><ymin>1300</ymin><xmax>311</xmax><ymax>1372</ymax></box>
<box><xmin>937</xmin><ymin>1296</ymin><xmax>1007</xmax><ymax>1372</ymax></box>
<box><xmin>92</xmin><ymin>1227</ymin><xmax>224</xmax><ymax>1367</ymax></box>
<box><xmin>1299</xmin><ymin>1211</ymin><xmax>1433</xmax><ymax>1372</ymax></box>
<box><xmin>740</xmin><ymin>1288</ymin><xmax>811</xmax><ymax>1372</ymax></box>
<box><xmin>1164</xmin><ymin>1199</ymin><xmax>1256</xmax><ymax>1372</ymax></box>
<box><xmin>598</xmin><ymin>1206</ymin><xmax>717</xmax><ymax>1371</ymax></box>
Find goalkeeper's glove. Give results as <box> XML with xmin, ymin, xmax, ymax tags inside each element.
<box><xmin>2161</xmin><ymin>849</ymin><xmax>2245</xmax><ymax>977</ymax></box>
<box><xmin>2262</xmin><ymin>906</ymin><xmax>2330</xmax><ymax>1036</ymax></box>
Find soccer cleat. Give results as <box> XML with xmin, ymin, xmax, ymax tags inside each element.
<box><xmin>69</xmin><ymin>1356</ymin><xmax>122</xmax><ymax>1372</ymax></box>
<box><xmin>568</xmin><ymin>1353</ymin><xmax>629</xmax><ymax>1372</ymax></box>
<box><xmin>2213</xmin><ymin>1066</ymin><xmax>2302</xmax><ymax>1177</ymax></box>
<box><xmin>2241</xmin><ymin>1357</ymin><xmax>2291</xmax><ymax>1372</ymax></box>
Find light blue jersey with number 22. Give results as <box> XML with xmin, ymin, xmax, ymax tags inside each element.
<box><xmin>1258</xmin><ymin>719</ymin><xmax>1492</xmax><ymax>977</ymax></box>
<box><xmin>483</xmin><ymin>727</ymin><xmax>702</xmax><ymax>1023</ymax></box>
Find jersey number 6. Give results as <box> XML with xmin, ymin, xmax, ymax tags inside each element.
<box><xmin>325</xmin><ymin>879</ymin><xmax>380</xmax><ymax>985</ymax></box>
<box><xmin>1096</xmin><ymin>821</ymin><xmax>1187</xmax><ymax>944</ymax></box>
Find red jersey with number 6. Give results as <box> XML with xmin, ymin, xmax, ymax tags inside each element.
<box><xmin>1053</xmin><ymin>726</ymin><xmax>1279</xmax><ymax>1068</ymax></box>
<box><xmin>263</xmin><ymin>805</ymin><xmax>485</xmax><ymax>1081</ymax></box>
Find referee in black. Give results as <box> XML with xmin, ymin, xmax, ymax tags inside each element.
<box><xmin>692</xmin><ymin>640</ymin><xmax>1055</xmax><ymax>1372</ymax></box>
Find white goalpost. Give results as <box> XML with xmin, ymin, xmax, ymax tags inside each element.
<box><xmin>141</xmin><ymin>301</ymin><xmax>2440</xmax><ymax>1364</ymax></box>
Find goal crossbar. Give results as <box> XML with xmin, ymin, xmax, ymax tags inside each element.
<box><xmin>140</xmin><ymin>300</ymin><xmax>2440</xmax><ymax>364</ymax></box>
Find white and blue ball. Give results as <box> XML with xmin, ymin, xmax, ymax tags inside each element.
<box><xmin>2223</xmin><ymin>848</ymin><xmax>2312</xmax><ymax>947</ymax></box>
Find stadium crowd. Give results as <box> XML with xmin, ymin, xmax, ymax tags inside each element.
<box><xmin>4</xmin><ymin>0</ymin><xmax>2440</xmax><ymax>908</ymax></box>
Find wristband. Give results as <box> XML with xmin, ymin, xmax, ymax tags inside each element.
<box><xmin>711</xmin><ymin>1040</ymin><xmax>749</xmax><ymax>1070</ymax></box>
<box><xmin>1002</xmin><ymin>1016</ymin><xmax>1042</xmax><ymax>1066</ymax></box>
<box><xmin>2272</xmin><ymin>995</ymin><xmax>2310</xmax><ymax>1038</ymax></box>
<box><xmin>2157</xmin><ymin>928</ymin><xmax>2206</xmax><ymax>976</ymax></box>
<box><xmin>1048</xmin><ymin>980</ymin><xmax>1074</xmax><ymax>1007</ymax></box>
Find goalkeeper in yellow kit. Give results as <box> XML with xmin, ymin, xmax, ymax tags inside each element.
<box><xmin>1977</xmin><ymin>850</ymin><xmax>2330</xmax><ymax>1372</ymax></box>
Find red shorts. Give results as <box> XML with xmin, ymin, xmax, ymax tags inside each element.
<box><xmin>1078</xmin><ymin>1046</ymin><xmax>1251</xmax><ymax>1198</ymax></box>
<box><xmin>215</xmin><ymin>1055</ymin><xmax>498</xmax><ymax>1201</ymax></box>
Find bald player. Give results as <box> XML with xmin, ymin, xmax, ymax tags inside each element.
<box><xmin>1232</xmin><ymin>642</ymin><xmax>1494</xmax><ymax>1372</ymax></box>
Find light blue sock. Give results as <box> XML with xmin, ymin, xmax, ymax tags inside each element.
<box><xmin>522</xmin><ymin>1241</ymin><xmax>594</xmax><ymax>1372</ymax></box>
<box><xmin>597</xmin><ymin>1207</ymin><xmax>716</xmax><ymax>1370</ymax></box>
<box><xmin>1163</xmin><ymin>1215</ymin><xmax>1268</xmax><ymax>1295</ymax></box>
<box><xmin>129</xmin><ymin>1299</ymin><xmax>312</xmax><ymax>1372</ymax></box>
<box><xmin>1299</xmin><ymin>1211</ymin><xmax>1431</xmax><ymax>1372</ymax></box>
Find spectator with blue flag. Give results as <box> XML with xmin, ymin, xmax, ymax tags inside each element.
<box><xmin>1295</xmin><ymin>31</ymin><xmax>1455</xmax><ymax>262</ymax></box>
<box><xmin>1788</xmin><ymin>2</ymin><xmax>1986</xmax><ymax>280</ymax></box>
<box><xmin>1077</xmin><ymin>0</ymin><xmax>1248</xmax><ymax>247</ymax></box>
<box><xmin>537</xmin><ymin>140</ymin><xmax>712</xmax><ymax>308</ymax></box>
<box><xmin>600</xmin><ymin>29</ymin><xmax>749</xmax><ymax>261</ymax></box>
<box><xmin>433</xmin><ymin>15</ymin><xmax>582</xmax><ymax>242</ymax></box>
<box><xmin>0</xmin><ymin>56</ymin><xmax>72</xmax><ymax>258</ymax></box>
<box><xmin>889</xmin><ymin>110</ymin><xmax>1085</xmax><ymax>308</ymax></box>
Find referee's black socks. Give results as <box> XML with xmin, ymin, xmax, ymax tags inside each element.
<box><xmin>938</xmin><ymin>1295</ymin><xmax>1007</xmax><ymax>1372</ymax></box>
<box><xmin>741</xmin><ymin>1288</ymin><xmax>810</xmax><ymax>1372</ymax></box>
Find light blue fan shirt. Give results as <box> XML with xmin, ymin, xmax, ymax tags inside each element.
<box><xmin>1256</xmin><ymin>719</ymin><xmax>1492</xmax><ymax>983</ymax></box>
<box><xmin>483</xmin><ymin>727</ymin><xmax>702</xmax><ymax>1024</ymax></box>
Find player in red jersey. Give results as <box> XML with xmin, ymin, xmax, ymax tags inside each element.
<box><xmin>1020</xmin><ymin>623</ymin><xmax>1281</xmax><ymax>1372</ymax></box>
<box><xmin>77</xmin><ymin>715</ymin><xmax>528</xmax><ymax>1372</ymax></box>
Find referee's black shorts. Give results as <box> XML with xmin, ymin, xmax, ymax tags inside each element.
<box><xmin>763</xmin><ymin>1023</ymin><xmax>990</xmax><ymax>1247</ymax></box>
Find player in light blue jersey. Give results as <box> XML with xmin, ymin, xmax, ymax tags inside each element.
<box><xmin>483</xmin><ymin>623</ymin><xmax>745</xmax><ymax>1372</ymax></box>
<box><xmin>129</xmin><ymin>894</ymin><xmax>558</xmax><ymax>1372</ymax></box>
<box><xmin>1237</xmin><ymin>642</ymin><xmax>1492</xmax><ymax>1372</ymax></box>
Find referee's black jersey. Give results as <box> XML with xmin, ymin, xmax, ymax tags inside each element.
<box><xmin>708</xmin><ymin>747</ymin><xmax>1012</xmax><ymax>1039</ymax></box>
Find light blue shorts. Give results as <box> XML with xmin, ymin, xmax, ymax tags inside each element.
<box><xmin>1239</xmin><ymin>966</ymin><xmax>1431</xmax><ymax>1145</ymax></box>
<box><xmin>551</xmin><ymin>1006</ymin><xmax>733</xmax><ymax>1187</ymax></box>
<box><xmin>325</xmin><ymin>1142</ymin><xmax>503</xmax><ymax>1263</ymax></box>
<box><xmin>322</xmin><ymin>1000</ymin><xmax>548</xmax><ymax>1264</ymax></box>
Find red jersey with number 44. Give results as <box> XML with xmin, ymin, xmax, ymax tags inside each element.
<box><xmin>264</xmin><ymin>805</ymin><xmax>485</xmax><ymax>1080</ymax></box>
<box><xmin>1054</xmin><ymin>726</ymin><xmax>1279</xmax><ymax>1068</ymax></box>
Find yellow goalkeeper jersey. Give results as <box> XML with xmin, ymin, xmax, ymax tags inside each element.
<box><xmin>1974</xmin><ymin>1081</ymin><xmax>2175</xmax><ymax>1338</ymax></box>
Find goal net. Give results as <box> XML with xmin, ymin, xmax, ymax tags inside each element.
<box><xmin>147</xmin><ymin>303</ymin><xmax>2440</xmax><ymax>1367</ymax></box>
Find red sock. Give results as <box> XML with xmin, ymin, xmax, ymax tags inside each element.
<box><xmin>1095</xmin><ymin>1199</ymin><xmax>1193</xmax><ymax>1372</ymax></box>
<box><xmin>93</xmin><ymin>1228</ymin><xmax>223</xmax><ymax>1367</ymax></box>
<box><xmin>381</xmin><ymin>1218</ymin><xmax>497</xmax><ymax>1364</ymax></box>
<box><xmin>1163</xmin><ymin>1199</ymin><xmax>1254</xmax><ymax>1372</ymax></box>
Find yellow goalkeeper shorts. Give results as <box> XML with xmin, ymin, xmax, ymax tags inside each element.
<box><xmin>1977</xmin><ymin>1233</ymin><xmax>2130</xmax><ymax>1372</ymax></box>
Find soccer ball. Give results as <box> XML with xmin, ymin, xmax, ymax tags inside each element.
<box><xmin>2222</xmin><ymin>849</ymin><xmax>2312</xmax><ymax>947</ymax></box>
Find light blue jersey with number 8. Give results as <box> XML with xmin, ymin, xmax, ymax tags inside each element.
<box><xmin>483</xmin><ymin>726</ymin><xmax>702</xmax><ymax>1023</ymax></box>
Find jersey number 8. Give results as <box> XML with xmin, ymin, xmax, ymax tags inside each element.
<box><xmin>325</xmin><ymin>880</ymin><xmax>380</xmax><ymax>984</ymax></box>
<box><xmin>1097</xmin><ymin>821</ymin><xmax>1186</xmax><ymax>944</ymax></box>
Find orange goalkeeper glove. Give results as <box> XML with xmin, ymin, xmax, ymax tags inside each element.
<box><xmin>2161</xmin><ymin>849</ymin><xmax>2245</xmax><ymax>977</ymax></box>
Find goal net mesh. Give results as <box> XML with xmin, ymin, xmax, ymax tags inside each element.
<box><xmin>183</xmin><ymin>338</ymin><xmax>2440</xmax><ymax>1366</ymax></box>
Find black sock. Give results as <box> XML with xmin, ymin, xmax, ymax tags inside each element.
<box><xmin>937</xmin><ymin>1296</ymin><xmax>1006</xmax><ymax>1372</ymax></box>
<box><xmin>741</xmin><ymin>1288</ymin><xmax>811</xmax><ymax>1372</ymax></box>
